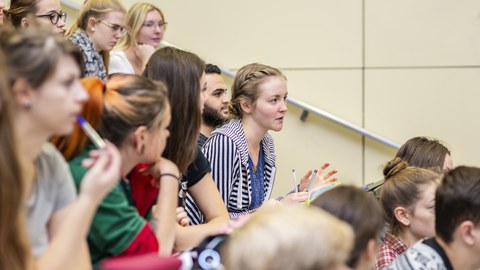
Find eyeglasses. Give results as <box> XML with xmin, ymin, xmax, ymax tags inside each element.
<box><xmin>99</xmin><ymin>21</ymin><xmax>128</xmax><ymax>36</ymax></box>
<box><xmin>36</xmin><ymin>10</ymin><xmax>67</xmax><ymax>25</ymax></box>
<box><xmin>142</xmin><ymin>21</ymin><xmax>168</xmax><ymax>30</ymax></box>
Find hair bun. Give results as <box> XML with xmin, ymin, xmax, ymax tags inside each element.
<box><xmin>383</xmin><ymin>157</ymin><xmax>409</xmax><ymax>179</ymax></box>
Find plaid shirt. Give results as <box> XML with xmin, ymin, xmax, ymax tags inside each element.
<box><xmin>373</xmin><ymin>232</ymin><xmax>408</xmax><ymax>270</ymax></box>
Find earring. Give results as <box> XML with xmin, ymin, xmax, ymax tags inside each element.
<box><xmin>91</xmin><ymin>27</ymin><xmax>95</xmax><ymax>32</ymax></box>
<box><xmin>23</xmin><ymin>100</ymin><xmax>32</xmax><ymax>109</ymax></box>
<box><xmin>140</xmin><ymin>144</ymin><xmax>145</xmax><ymax>154</ymax></box>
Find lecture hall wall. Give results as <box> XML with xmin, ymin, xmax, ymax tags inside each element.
<box><xmin>34</xmin><ymin>0</ymin><xmax>480</xmax><ymax>196</ymax></box>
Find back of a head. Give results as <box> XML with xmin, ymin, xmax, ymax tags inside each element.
<box><xmin>395</xmin><ymin>136</ymin><xmax>450</xmax><ymax>170</ymax></box>
<box><xmin>229</xmin><ymin>63</ymin><xmax>285</xmax><ymax>119</ymax></box>
<box><xmin>53</xmin><ymin>74</ymin><xmax>169</xmax><ymax>159</ymax></box>
<box><xmin>381</xmin><ymin>157</ymin><xmax>440</xmax><ymax>235</ymax></box>
<box><xmin>222</xmin><ymin>205</ymin><xmax>353</xmax><ymax>270</ymax></box>
<box><xmin>311</xmin><ymin>185</ymin><xmax>383</xmax><ymax>268</ymax></box>
<box><xmin>435</xmin><ymin>166</ymin><xmax>480</xmax><ymax>243</ymax></box>
<box><xmin>143</xmin><ymin>46</ymin><xmax>205</xmax><ymax>173</ymax></box>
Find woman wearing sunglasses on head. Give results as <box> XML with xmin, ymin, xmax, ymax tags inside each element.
<box><xmin>5</xmin><ymin>0</ymin><xmax>67</xmax><ymax>33</ymax></box>
<box><xmin>66</xmin><ymin>0</ymin><xmax>126</xmax><ymax>82</ymax></box>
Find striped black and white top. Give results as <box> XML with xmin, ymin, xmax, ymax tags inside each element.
<box><xmin>202</xmin><ymin>119</ymin><xmax>276</xmax><ymax>218</ymax></box>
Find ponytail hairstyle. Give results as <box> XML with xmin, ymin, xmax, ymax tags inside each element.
<box><xmin>65</xmin><ymin>0</ymin><xmax>126</xmax><ymax>72</ymax></box>
<box><xmin>380</xmin><ymin>157</ymin><xmax>440</xmax><ymax>235</ymax></box>
<box><xmin>229</xmin><ymin>63</ymin><xmax>286</xmax><ymax>119</ymax></box>
<box><xmin>144</xmin><ymin>47</ymin><xmax>205</xmax><ymax>173</ymax></box>
<box><xmin>53</xmin><ymin>74</ymin><xmax>169</xmax><ymax>160</ymax></box>
<box><xmin>0</xmin><ymin>46</ymin><xmax>31</xmax><ymax>270</ymax></box>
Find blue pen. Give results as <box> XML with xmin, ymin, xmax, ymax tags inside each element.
<box><xmin>77</xmin><ymin>115</ymin><xmax>106</xmax><ymax>149</ymax></box>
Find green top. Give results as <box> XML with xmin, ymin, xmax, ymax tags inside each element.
<box><xmin>69</xmin><ymin>144</ymin><xmax>146</xmax><ymax>264</ymax></box>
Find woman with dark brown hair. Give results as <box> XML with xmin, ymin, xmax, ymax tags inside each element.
<box><xmin>373</xmin><ymin>158</ymin><xmax>440</xmax><ymax>269</ymax></box>
<box><xmin>137</xmin><ymin>46</ymin><xmax>230</xmax><ymax>251</ymax></box>
<box><xmin>1</xmin><ymin>25</ymin><xmax>121</xmax><ymax>269</ymax></box>
<box><xmin>0</xmin><ymin>47</ymin><xmax>31</xmax><ymax>270</ymax></box>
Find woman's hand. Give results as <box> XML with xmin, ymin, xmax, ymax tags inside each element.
<box><xmin>176</xmin><ymin>207</ymin><xmax>190</xmax><ymax>227</ymax></box>
<box><xmin>299</xmin><ymin>163</ymin><xmax>338</xmax><ymax>191</ymax></box>
<box><xmin>80</xmin><ymin>141</ymin><xmax>122</xmax><ymax>203</ymax></box>
<box><xmin>136</xmin><ymin>43</ymin><xmax>156</xmax><ymax>66</ymax></box>
<box><xmin>281</xmin><ymin>191</ymin><xmax>309</xmax><ymax>204</ymax></box>
<box><xmin>139</xmin><ymin>157</ymin><xmax>180</xmax><ymax>188</ymax></box>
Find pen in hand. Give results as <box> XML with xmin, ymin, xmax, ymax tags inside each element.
<box><xmin>77</xmin><ymin>115</ymin><xmax>106</xmax><ymax>149</ymax></box>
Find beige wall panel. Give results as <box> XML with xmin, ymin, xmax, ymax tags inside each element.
<box><xmin>283</xmin><ymin>69</ymin><xmax>363</xmax><ymax>125</ymax></box>
<box><xmin>364</xmin><ymin>139</ymin><xmax>397</xmax><ymax>184</ymax></box>
<box><xmin>271</xmin><ymin>105</ymin><xmax>363</xmax><ymax>197</ymax></box>
<box><xmin>365</xmin><ymin>69</ymin><xmax>480</xmax><ymax>168</ymax></box>
<box><xmin>132</xmin><ymin>0</ymin><xmax>362</xmax><ymax>69</ymax></box>
<box><xmin>365</xmin><ymin>0</ymin><xmax>480</xmax><ymax>66</ymax></box>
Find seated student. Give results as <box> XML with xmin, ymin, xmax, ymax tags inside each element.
<box><xmin>395</xmin><ymin>136</ymin><xmax>453</xmax><ymax>173</ymax></box>
<box><xmin>221</xmin><ymin>205</ymin><xmax>354</xmax><ymax>270</ymax></box>
<box><xmin>198</xmin><ymin>63</ymin><xmax>229</xmax><ymax>147</ymax></box>
<box><xmin>202</xmin><ymin>63</ymin><xmax>337</xmax><ymax>217</ymax></box>
<box><xmin>110</xmin><ymin>2</ymin><xmax>167</xmax><ymax>75</ymax></box>
<box><xmin>54</xmin><ymin>75</ymin><xmax>179</xmax><ymax>264</ymax></box>
<box><xmin>386</xmin><ymin>166</ymin><xmax>480</xmax><ymax>270</ymax></box>
<box><xmin>373</xmin><ymin>158</ymin><xmax>440</xmax><ymax>269</ymax></box>
<box><xmin>139</xmin><ymin>47</ymin><xmax>230</xmax><ymax>250</ymax></box>
<box><xmin>0</xmin><ymin>25</ymin><xmax>121</xmax><ymax>269</ymax></box>
<box><xmin>5</xmin><ymin>0</ymin><xmax>67</xmax><ymax>33</ymax></box>
<box><xmin>66</xmin><ymin>0</ymin><xmax>126</xmax><ymax>81</ymax></box>
<box><xmin>311</xmin><ymin>185</ymin><xmax>384</xmax><ymax>270</ymax></box>
<box><xmin>0</xmin><ymin>48</ymin><xmax>31</xmax><ymax>270</ymax></box>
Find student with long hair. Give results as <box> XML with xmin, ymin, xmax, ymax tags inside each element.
<box><xmin>5</xmin><ymin>0</ymin><xmax>67</xmax><ymax>33</ymax></box>
<box><xmin>395</xmin><ymin>136</ymin><xmax>453</xmax><ymax>173</ymax></box>
<box><xmin>137</xmin><ymin>46</ymin><xmax>230</xmax><ymax>251</ymax></box>
<box><xmin>0</xmin><ymin>25</ymin><xmax>121</xmax><ymax>270</ymax></box>
<box><xmin>0</xmin><ymin>49</ymin><xmax>31</xmax><ymax>270</ymax></box>
<box><xmin>66</xmin><ymin>0</ymin><xmax>126</xmax><ymax>81</ymax></box>
<box><xmin>54</xmin><ymin>74</ymin><xmax>179</xmax><ymax>264</ymax></box>
<box><xmin>202</xmin><ymin>63</ymin><xmax>337</xmax><ymax>216</ymax></box>
<box><xmin>110</xmin><ymin>2</ymin><xmax>166</xmax><ymax>75</ymax></box>
<box><xmin>373</xmin><ymin>157</ymin><xmax>440</xmax><ymax>269</ymax></box>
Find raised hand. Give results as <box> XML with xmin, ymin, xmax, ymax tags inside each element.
<box><xmin>299</xmin><ymin>163</ymin><xmax>338</xmax><ymax>191</ymax></box>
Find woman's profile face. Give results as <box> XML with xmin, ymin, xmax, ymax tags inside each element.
<box><xmin>27</xmin><ymin>55</ymin><xmax>88</xmax><ymax>136</ymax></box>
<box><xmin>144</xmin><ymin>108</ymin><xmax>171</xmax><ymax>162</ymax></box>
<box><xmin>34</xmin><ymin>0</ymin><xmax>65</xmax><ymax>34</ymax></box>
<box><xmin>408</xmin><ymin>182</ymin><xmax>437</xmax><ymax>241</ymax></box>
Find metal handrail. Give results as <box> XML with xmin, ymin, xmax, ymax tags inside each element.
<box><xmin>57</xmin><ymin>0</ymin><xmax>399</xmax><ymax>150</ymax></box>
<box><xmin>162</xmin><ymin>42</ymin><xmax>400</xmax><ymax>149</ymax></box>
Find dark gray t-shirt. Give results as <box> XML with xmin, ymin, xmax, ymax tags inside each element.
<box><xmin>26</xmin><ymin>143</ymin><xmax>76</xmax><ymax>256</ymax></box>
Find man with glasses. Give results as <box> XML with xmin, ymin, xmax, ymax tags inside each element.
<box><xmin>6</xmin><ymin>0</ymin><xmax>66</xmax><ymax>34</ymax></box>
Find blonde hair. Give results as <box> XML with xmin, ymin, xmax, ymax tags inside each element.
<box><xmin>230</xmin><ymin>63</ymin><xmax>286</xmax><ymax>119</ymax></box>
<box><xmin>66</xmin><ymin>0</ymin><xmax>126</xmax><ymax>72</ymax></box>
<box><xmin>115</xmin><ymin>2</ymin><xmax>165</xmax><ymax>51</ymax></box>
<box><xmin>223</xmin><ymin>205</ymin><xmax>353</xmax><ymax>270</ymax></box>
